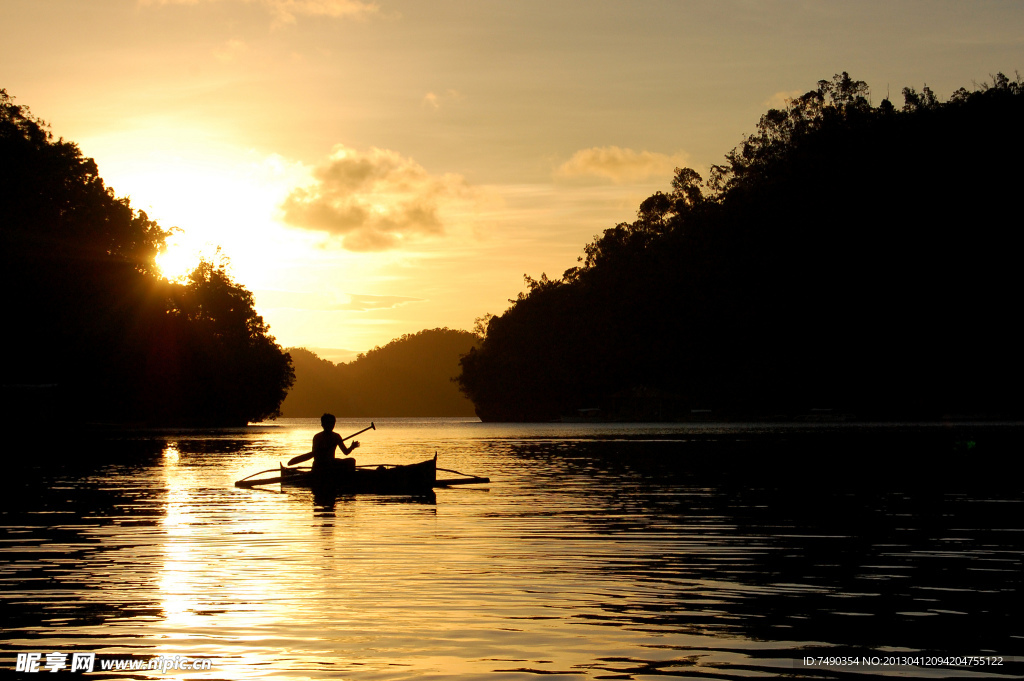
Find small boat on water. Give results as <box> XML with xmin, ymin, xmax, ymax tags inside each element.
<box><xmin>282</xmin><ymin>455</ymin><xmax>437</xmax><ymax>493</ymax></box>
<box><xmin>235</xmin><ymin>453</ymin><xmax>489</xmax><ymax>494</ymax></box>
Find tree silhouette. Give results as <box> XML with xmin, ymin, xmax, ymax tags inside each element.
<box><xmin>2</xmin><ymin>89</ymin><xmax>293</xmax><ymax>426</ymax></box>
<box><xmin>458</xmin><ymin>73</ymin><xmax>1024</xmax><ymax>422</ymax></box>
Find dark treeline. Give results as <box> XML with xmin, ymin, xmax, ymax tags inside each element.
<box><xmin>1</xmin><ymin>89</ymin><xmax>294</xmax><ymax>426</ymax></box>
<box><xmin>281</xmin><ymin>328</ymin><xmax>478</xmax><ymax>417</ymax></box>
<box><xmin>458</xmin><ymin>73</ymin><xmax>1024</xmax><ymax>422</ymax></box>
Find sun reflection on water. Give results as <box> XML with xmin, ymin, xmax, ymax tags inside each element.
<box><xmin>159</xmin><ymin>441</ymin><xmax>206</xmax><ymax>639</ymax></box>
<box><xmin>2</xmin><ymin>421</ymin><xmax>1022</xmax><ymax>679</ymax></box>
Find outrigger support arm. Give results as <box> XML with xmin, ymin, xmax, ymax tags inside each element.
<box><xmin>234</xmin><ymin>468</ymin><xmax>281</xmax><ymax>488</ymax></box>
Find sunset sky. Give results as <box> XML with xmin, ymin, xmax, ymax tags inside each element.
<box><xmin>2</xmin><ymin>0</ymin><xmax>1021</xmax><ymax>361</ymax></box>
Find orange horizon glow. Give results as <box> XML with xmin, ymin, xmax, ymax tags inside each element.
<box><xmin>4</xmin><ymin>0</ymin><xmax>1021</xmax><ymax>355</ymax></box>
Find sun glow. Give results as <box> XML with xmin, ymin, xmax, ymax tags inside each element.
<box><xmin>87</xmin><ymin>130</ymin><xmax>314</xmax><ymax>287</ymax></box>
<box><xmin>156</xmin><ymin>237</ymin><xmax>212</xmax><ymax>281</ymax></box>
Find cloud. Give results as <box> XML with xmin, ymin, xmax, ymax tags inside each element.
<box><xmin>421</xmin><ymin>89</ymin><xmax>461</xmax><ymax>111</ymax></box>
<box><xmin>256</xmin><ymin>290</ymin><xmax>424</xmax><ymax>310</ymax></box>
<box><xmin>214</xmin><ymin>39</ymin><xmax>248</xmax><ymax>62</ymax></box>
<box><xmin>265</xmin><ymin>0</ymin><xmax>379</xmax><ymax>23</ymax></box>
<box><xmin>280</xmin><ymin>145</ymin><xmax>473</xmax><ymax>251</ymax></box>
<box><xmin>764</xmin><ymin>89</ymin><xmax>806</xmax><ymax>110</ymax></box>
<box><xmin>139</xmin><ymin>0</ymin><xmax>379</xmax><ymax>24</ymax></box>
<box><xmin>555</xmin><ymin>146</ymin><xmax>689</xmax><ymax>184</ymax></box>
<box><xmin>422</xmin><ymin>92</ymin><xmax>440</xmax><ymax>110</ymax></box>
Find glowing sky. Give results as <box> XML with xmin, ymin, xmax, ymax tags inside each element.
<box><xmin>2</xmin><ymin>1</ymin><xmax>1021</xmax><ymax>361</ymax></box>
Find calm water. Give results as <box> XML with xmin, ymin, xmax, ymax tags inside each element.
<box><xmin>2</xmin><ymin>418</ymin><xmax>1022</xmax><ymax>679</ymax></box>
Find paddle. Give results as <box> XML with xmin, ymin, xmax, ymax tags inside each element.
<box><xmin>286</xmin><ymin>422</ymin><xmax>376</xmax><ymax>466</ymax></box>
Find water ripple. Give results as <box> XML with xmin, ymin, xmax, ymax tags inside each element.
<box><xmin>2</xmin><ymin>419</ymin><xmax>1022</xmax><ymax>679</ymax></box>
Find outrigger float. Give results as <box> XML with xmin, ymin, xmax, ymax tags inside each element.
<box><xmin>235</xmin><ymin>453</ymin><xmax>490</xmax><ymax>493</ymax></box>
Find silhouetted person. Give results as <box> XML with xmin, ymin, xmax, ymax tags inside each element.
<box><xmin>312</xmin><ymin>413</ymin><xmax>359</xmax><ymax>477</ymax></box>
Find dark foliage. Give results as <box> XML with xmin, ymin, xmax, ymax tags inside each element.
<box><xmin>458</xmin><ymin>73</ymin><xmax>1024</xmax><ymax>421</ymax></box>
<box><xmin>281</xmin><ymin>328</ymin><xmax>479</xmax><ymax>417</ymax></box>
<box><xmin>1</xmin><ymin>89</ymin><xmax>293</xmax><ymax>426</ymax></box>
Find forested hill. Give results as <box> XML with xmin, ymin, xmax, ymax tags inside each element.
<box><xmin>280</xmin><ymin>328</ymin><xmax>479</xmax><ymax>417</ymax></box>
<box><xmin>1</xmin><ymin>89</ymin><xmax>294</xmax><ymax>427</ymax></box>
<box><xmin>457</xmin><ymin>73</ymin><xmax>1024</xmax><ymax>422</ymax></box>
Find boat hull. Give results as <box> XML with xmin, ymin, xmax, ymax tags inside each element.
<box><xmin>280</xmin><ymin>455</ymin><xmax>436</xmax><ymax>493</ymax></box>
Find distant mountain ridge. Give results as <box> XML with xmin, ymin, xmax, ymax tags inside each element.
<box><xmin>280</xmin><ymin>328</ymin><xmax>479</xmax><ymax>417</ymax></box>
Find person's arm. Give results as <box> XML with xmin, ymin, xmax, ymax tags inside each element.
<box><xmin>338</xmin><ymin>433</ymin><xmax>360</xmax><ymax>456</ymax></box>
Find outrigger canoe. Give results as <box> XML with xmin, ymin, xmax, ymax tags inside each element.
<box><xmin>235</xmin><ymin>453</ymin><xmax>489</xmax><ymax>493</ymax></box>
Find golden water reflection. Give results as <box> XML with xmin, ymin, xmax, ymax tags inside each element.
<box><xmin>2</xmin><ymin>419</ymin><xmax>1023</xmax><ymax>679</ymax></box>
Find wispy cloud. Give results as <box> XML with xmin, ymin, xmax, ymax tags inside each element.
<box><xmin>422</xmin><ymin>92</ymin><xmax>441</xmax><ymax>110</ymax></box>
<box><xmin>214</xmin><ymin>39</ymin><xmax>248</xmax><ymax>62</ymax></box>
<box><xmin>555</xmin><ymin>146</ymin><xmax>689</xmax><ymax>184</ymax></box>
<box><xmin>256</xmin><ymin>290</ymin><xmax>424</xmax><ymax>310</ymax></box>
<box><xmin>139</xmin><ymin>0</ymin><xmax>380</xmax><ymax>25</ymax></box>
<box><xmin>280</xmin><ymin>144</ymin><xmax>475</xmax><ymax>251</ymax></box>
<box><xmin>421</xmin><ymin>89</ymin><xmax>461</xmax><ymax>111</ymax></box>
<box><xmin>764</xmin><ymin>89</ymin><xmax>805</xmax><ymax>110</ymax></box>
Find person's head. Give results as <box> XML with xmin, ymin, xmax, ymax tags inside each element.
<box><xmin>320</xmin><ymin>413</ymin><xmax>336</xmax><ymax>431</ymax></box>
